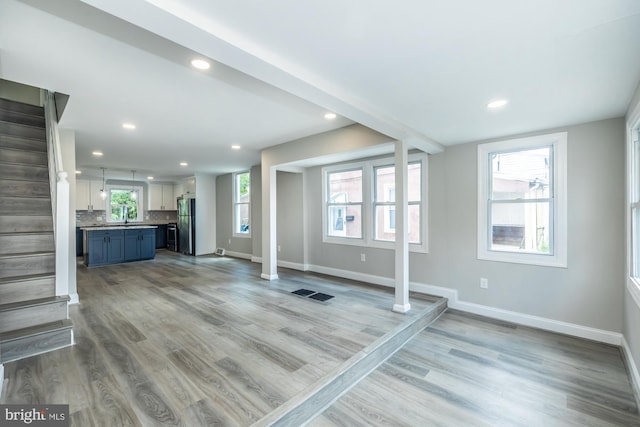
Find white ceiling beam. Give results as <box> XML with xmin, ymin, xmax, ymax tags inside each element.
<box><xmin>79</xmin><ymin>0</ymin><xmax>444</xmax><ymax>154</ymax></box>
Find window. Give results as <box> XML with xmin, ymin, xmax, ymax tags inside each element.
<box><xmin>373</xmin><ymin>162</ymin><xmax>422</xmax><ymax>243</ymax></box>
<box><xmin>631</xmin><ymin>125</ymin><xmax>640</xmax><ymax>277</ymax></box>
<box><xmin>478</xmin><ymin>133</ymin><xmax>567</xmax><ymax>267</ymax></box>
<box><xmin>108</xmin><ymin>186</ymin><xmax>143</xmax><ymax>222</ymax></box>
<box><xmin>326</xmin><ymin>168</ymin><xmax>363</xmax><ymax>239</ymax></box>
<box><xmin>234</xmin><ymin>171</ymin><xmax>250</xmax><ymax>236</ymax></box>
<box><xmin>322</xmin><ymin>153</ymin><xmax>427</xmax><ymax>252</ymax></box>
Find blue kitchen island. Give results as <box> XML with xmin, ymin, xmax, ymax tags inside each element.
<box><xmin>82</xmin><ymin>225</ymin><xmax>157</xmax><ymax>267</ymax></box>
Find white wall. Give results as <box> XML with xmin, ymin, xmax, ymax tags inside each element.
<box><xmin>195</xmin><ymin>173</ymin><xmax>216</xmax><ymax>256</ymax></box>
<box><xmin>303</xmin><ymin>118</ymin><xmax>625</xmax><ymax>339</ymax></box>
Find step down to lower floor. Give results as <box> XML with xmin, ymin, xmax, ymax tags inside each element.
<box><xmin>254</xmin><ymin>297</ymin><xmax>448</xmax><ymax>427</ymax></box>
<box><xmin>0</xmin><ymin>318</ymin><xmax>73</xmax><ymax>364</ymax></box>
<box><xmin>0</xmin><ymin>295</ymin><xmax>69</xmax><ymax>334</ymax></box>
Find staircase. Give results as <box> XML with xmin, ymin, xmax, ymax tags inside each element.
<box><xmin>0</xmin><ymin>97</ymin><xmax>72</xmax><ymax>364</ymax></box>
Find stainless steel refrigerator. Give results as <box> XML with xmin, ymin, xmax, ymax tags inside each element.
<box><xmin>177</xmin><ymin>197</ymin><xmax>195</xmax><ymax>255</ymax></box>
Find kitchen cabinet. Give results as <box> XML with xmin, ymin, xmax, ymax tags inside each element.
<box><xmin>155</xmin><ymin>224</ymin><xmax>167</xmax><ymax>249</ymax></box>
<box><xmin>85</xmin><ymin>230</ymin><xmax>124</xmax><ymax>266</ymax></box>
<box><xmin>124</xmin><ymin>229</ymin><xmax>156</xmax><ymax>261</ymax></box>
<box><xmin>76</xmin><ymin>227</ymin><xmax>83</xmax><ymax>256</ymax></box>
<box><xmin>76</xmin><ymin>179</ymin><xmax>106</xmax><ymax>211</ymax></box>
<box><xmin>148</xmin><ymin>184</ymin><xmax>175</xmax><ymax>210</ymax></box>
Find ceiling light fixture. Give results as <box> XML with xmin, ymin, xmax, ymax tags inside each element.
<box><xmin>191</xmin><ymin>58</ymin><xmax>210</xmax><ymax>70</ymax></box>
<box><xmin>100</xmin><ymin>167</ymin><xmax>107</xmax><ymax>200</ymax></box>
<box><xmin>147</xmin><ymin>176</ymin><xmax>154</xmax><ymax>180</ymax></box>
<box><xmin>75</xmin><ymin>170</ymin><xmax>82</xmax><ymax>174</ymax></box>
<box><xmin>180</xmin><ymin>162</ymin><xmax>188</xmax><ymax>167</ymax></box>
<box><xmin>122</xmin><ymin>123</ymin><xmax>136</xmax><ymax>130</ymax></box>
<box><xmin>131</xmin><ymin>170</ymin><xmax>137</xmax><ymax>200</ymax></box>
<box><xmin>487</xmin><ymin>99</ymin><xmax>508</xmax><ymax>109</ymax></box>
<box><xmin>92</xmin><ymin>151</ymin><xmax>103</xmax><ymax>157</ymax></box>
<box><xmin>324</xmin><ymin>112</ymin><xmax>337</xmax><ymax>120</ymax></box>
<box><xmin>231</xmin><ymin>144</ymin><xmax>241</xmax><ymax>150</ymax></box>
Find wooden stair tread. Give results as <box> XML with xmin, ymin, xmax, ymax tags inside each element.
<box><xmin>0</xmin><ymin>273</ymin><xmax>55</xmax><ymax>284</ymax></box>
<box><xmin>0</xmin><ymin>295</ymin><xmax>69</xmax><ymax>313</ymax></box>
<box><xmin>0</xmin><ymin>231</ymin><xmax>54</xmax><ymax>236</ymax></box>
<box><xmin>0</xmin><ymin>319</ymin><xmax>72</xmax><ymax>343</ymax></box>
<box><xmin>0</xmin><ymin>251</ymin><xmax>55</xmax><ymax>258</ymax></box>
<box><xmin>0</xmin><ymin>98</ymin><xmax>44</xmax><ymax>116</ymax></box>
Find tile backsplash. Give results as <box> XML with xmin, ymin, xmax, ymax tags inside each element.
<box><xmin>76</xmin><ymin>210</ymin><xmax>177</xmax><ymax>225</ymax></box>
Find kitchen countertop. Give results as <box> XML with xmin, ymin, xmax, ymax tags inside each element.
<box><xmin>77</xmin><ymin>221</ymin><xmax>174</xmax><ymax>228</ymax></box>
<box><xmin>80</xmin><ymin>225</ymin><xmax>158</xmax><ymax>231</ymax></box>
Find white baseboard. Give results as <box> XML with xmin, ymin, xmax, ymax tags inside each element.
<box><xmin>251</xmin><ymin>256</ymin><xmax>262</xmax><ymax>263</ymax></box>
<box><xmin>69</xmin><ymin>293</ymin><xmax>79</xmax><ymax>305</ymax></box>
<box><xmin>305</xmin><ymin>264</ymin><xmax>622</xmax><ymax>345</ymax></box>
<box><xmin>277</xmin><ymin>260</ymin><xmax>307</xmax><ymax>271</ymax></box>
<box><xmin>224</xmin><ymin>250</ymin><xmax>252</xmax><ymax>260</ymax></box>
<box><xmin>261</xmin><ymin>273</ymin><xmax>279</xmax><ymax>281</ymax></box>
<box><xmin>622</xmin><ymin>335</ymin><xmax>640</xmax><ymax>406</ymax></box>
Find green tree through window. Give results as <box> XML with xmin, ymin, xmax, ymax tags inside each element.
<box><xmin>111</xmin><ymin>189</ymin><xmax>138</xmax><ymax>221</ymax></box>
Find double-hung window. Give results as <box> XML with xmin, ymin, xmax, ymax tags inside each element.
<box><xmin>478</xmin><ymin>132</ymin><xmax>567</xmax><ymax>267</ymax></box>
<box><xmin>233</xmin><ymin>171</ymin><xmax>250</xmax><ymax>236</ymax></box>
<box><xmin>322</xmin><ymin>153</ymin><xmax>427</xmax><ymax>251</ymax></box>
<box><xmin>631</xmin><ymin>125</ymin><xmax>640</xmax><ymax>277</ymax></box>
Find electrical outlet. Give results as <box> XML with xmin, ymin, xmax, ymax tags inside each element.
<box><xmin>480</xmin><ymin>278</ymin><xmax>488</xmax><ymax>289</ymax></box>
<box><xmin>360</xmin><ymin>253</ymin><xmax>366</xmax><ymax>262</ymax></box>
<box><xmin>228</xmin><ymin>239</ymin><xmax>231</xmax><ymax>245</ymax></box>
<box><xmin>96</xmin><ymin>216</ymin><xmax>102</xmax><ymax>221</ymax></box>
<box><xmin>278</xmin><ymin>245</ymin><xmax>281</xmax><ymax>252</ymax></box>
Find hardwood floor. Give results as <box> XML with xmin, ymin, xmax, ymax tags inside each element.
<box><xmin>2</xmin><ymin>252</ymin><xmax>639</xmax><ymax>426</ymax></box>
<box><xmin>0</xmin><ymin>251</ymin><xmax>440</xmax><ymax>426</ymax></box>
<box><xmin>311</xmin><ymin>310</ymin><xmax>640</xmax><ymax>427</ymax></box>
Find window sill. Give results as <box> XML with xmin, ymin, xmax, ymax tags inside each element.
<box><xmin>232</xmin><ymin>233</ymin><xmax>251</xmax><ymax>239</ymax></box>
<box><xmin>478</xmin><ymin>249</ymin><xmax>567</xmax><ymax>268</ymax></box>
<box><xmin>323</xmin><ymin>236</ymin><xmax>428</xmax><ymax>254</ymax></box>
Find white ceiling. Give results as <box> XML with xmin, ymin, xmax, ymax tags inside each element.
<box><xmin>2</xmin><ymin>0</ymin><xmax>640</xmax><ymax>182</ymax></box>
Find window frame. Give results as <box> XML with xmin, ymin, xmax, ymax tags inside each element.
<box><xmin>233</xmin><ymin>171</ymin><xmax>251</xmax><ymax>238</ymax></box>
<box><xmin>106</xmin><ymin>184</ymin><xmax>144</xmax><ymax>223</ymax></box>
<box><xmin>477</xmin><ymin>132</ymin><xmax>567</xmax><ymax>267</ymax></box>
<box><xmin>321</xmin><ymin>153</ymin><xmax>428</xmax><ymax>253</ymax></box>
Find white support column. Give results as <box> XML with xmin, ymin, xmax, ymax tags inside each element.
<box><xmin>261</xmin><ymin>164</ymin><xmax>279</xmax><ymax>280</ymax></box>
<box><xmin>55</xmin><ymin>171</ymin><xmax>70</xmax><ymax>297</ymax></box>
<box><xmin>393</xmin><ymin>140</ymin><xmax>411</xmax><ymax>313</ymax></box>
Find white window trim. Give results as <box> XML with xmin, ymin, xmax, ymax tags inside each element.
<box><xmin>628</xmin><ymin>116</ymin><xmax>640</xmax><ymax>309</ymax></box>
<box><xmin>322</xmin><ymin>153</ymin><xmax>428</xmax><ymax>253</ymax></box>
<box><xmin>477</xmin><ymin>132</ymin><xmax>567</xmax><ymax>268</ymax></box>
<box><xmin>233</xmin><ymin>171</ymin><xmax>251</xmax><ymax>238</ymax></box>
<box><xmin>106</xmin><ymin>184</ymin><xmax>144</xmax><ymax>223</ymax></box>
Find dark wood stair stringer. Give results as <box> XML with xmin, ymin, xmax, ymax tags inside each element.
<box><xmin>0</xmin><ymin>96</ymin><xmax>73</xmax><ymax>367</ymax></box>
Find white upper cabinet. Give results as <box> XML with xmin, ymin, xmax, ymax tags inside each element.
<box><xmin>75</xmin><ymin>179</ymin><xmax>106</xmax><ymax>211</ymax></box>
<box><xmin>148</xmin><ymin>184</ymin><xmax>175</xmax><ymax>210</ymax></box>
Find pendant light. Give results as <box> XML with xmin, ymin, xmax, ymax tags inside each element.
<box><xmin>131</xmin><ymin>170</ymin><xmax>137</xmax><ymax>200</ymax></box>
<box><xmin>100</xmin><ymin>167</ymin><xmax>107</xmax><ymax>199</ymax></box>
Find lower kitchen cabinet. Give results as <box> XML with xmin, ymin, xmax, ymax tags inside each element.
<box><xmin>124</xmin><ymin>229</ymin><xmax>156</xmax><ymax>261</ymax></box>
<box><xmin>84</xmin><ymin>228</ymin><xmax>156</xmax><ymax>266</ymax></box>
<box><xmin>86</xmin><ymin>230</ymin><xmax>124</xmax><ymax>266</ymax></box>
<box><xmin>76</xmin><ymin>227</ymin><xmax>83</xmax><ymax>256</ymax></box>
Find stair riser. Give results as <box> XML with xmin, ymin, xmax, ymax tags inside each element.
<box><xmin>0</xmin><ymin>300</ymin><xmax>67</xmax><ymax>333</ymax></box>
<box><xmin>0</xmin><ymin>98</ymin><xmax>44</xmax><ymax>116</ymax></box>
<box><xmin>0</xmin><ymin>253</ymin><xmax>55</xmax><ymax>280</ymax></box>
<box><xmin>1</xmin><ymin>328</ymin><xmax>72</xmax><ymax>364</ymax></box>
<box><xmin>0</xmin><ymin>148</ymin><xmax>48</xmax><ymax>166</ymax></box>
<box><xmin>0</xmin><ymin>110</ymin><xmax>45</xmax><ymax>127</ymax></box>
<box><xmin>0</xmin><ymin>216</ymin><xmax>53</xmax><ymax>232</ymax></box>
<box><xmin>0</xmin><ymin>277</ymin><xmax>55</xmax><ymax>305</ymax></box>
<box><xmin>0</xmin><ymin>163</ymin><xmax>49</xmax><ymax>181</ymax></box>
<box><xmin>0</xmin><ymin>134</ymin><xmax>47</xmax><ymax>152</ymax></box>
<box><xmin>0</xmin><ymin>233</ymin><xmax>54</xmax><ymax>255</ymax></box>
<box><xmin>0</xmin><ymin>197</ymin><xmax>51</xmax><ymax>215</ymax></box>
<box><xmin>0</xmin><ymin>121</ymin><xmax>46</xmax><ymax>140</ymax></box>
<box><xmin>0</xmin><ymin>180</ymin><xmax>50</xmax><ymax>197</ymax></box>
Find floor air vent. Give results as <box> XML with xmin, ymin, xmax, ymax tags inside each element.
<box><xmin>291</xmin><ymin>289</ymin><xmax>335</xmax><ymax>302</ymax></box>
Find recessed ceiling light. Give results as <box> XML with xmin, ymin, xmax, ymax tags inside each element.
<box><xmin>75</xmin><ymin>170</ymin><xmax>82</xmax><ymax>174</ymax></box>
<box><xmin>231</xmin><ymin>144</ymin><xmax>241</xmax><ymax>150</ymax></box>
<box><xmin>92</xmin><ymin>151</ymin><xmax>103</xmax><ymax>157</ymax></box>
<box><xmin>191</xmin><ymin>58</ymin><xmax>210</xmax><ymax>70</ymax></box>
<box><xmin>180</xmin><ymin>162</ymin><xmax>188</xmax><ymax>167</ymax></box>
<box><xmin>487</xmin><ymin>99</ymin><xmax>508</xmax><ymax>109</ymax></box>
<box><xmin>147</xmin><ymin>176</ymin><xmax>154</xmax><ymax>180</ymax></box>
<box><xmin>324</xmin><ymin>112</ymin><xmax>337</xmax><ymax>120</ymax></box>
<box><xmin>122</xmin><ymin>123</ymin><xmax>136</xmax><ymax>130</ymax></box>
